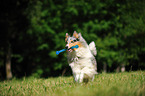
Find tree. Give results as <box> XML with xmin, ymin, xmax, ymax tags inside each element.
<box><xmin>5</xmin><ymin>43</ymin><xmax>12</xmax><ymax>79</ymax></box>
<box><xmin>0</xmin><ymin>0</ymin><xmax>29</xmax><ymax>79</ymax></box>
<box><xmin>0</xmin><ymin>0</ymin><xmax>145</xmax><ymax>79</ymax></box>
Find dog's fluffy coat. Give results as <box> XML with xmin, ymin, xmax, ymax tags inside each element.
<box><xmin>65</xmin><ymin>31</ymin><xmax>97</xmax><ymax>83</ymax></box>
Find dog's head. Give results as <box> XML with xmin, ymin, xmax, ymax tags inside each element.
<box><xmin>65</xmin><ymin>31</ymin><xmax>82</xmax><ymax>52</ymax></box>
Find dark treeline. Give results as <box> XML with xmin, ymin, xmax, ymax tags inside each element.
<box><xmin>0</xmin><ymin>0</ymin><xmax>145</xmax><ymax>79</ymax></box>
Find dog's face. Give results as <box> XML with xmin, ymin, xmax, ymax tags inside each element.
<box><xmin>65</xmin><ymin>31</ymin><xmax>82</xmax><ymax>52</ymax></box>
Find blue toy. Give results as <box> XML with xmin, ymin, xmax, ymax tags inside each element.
<box><xmin>56</xmin><ymin>45</ymin><xmax>79</xmax><ymax>55</ymax></box>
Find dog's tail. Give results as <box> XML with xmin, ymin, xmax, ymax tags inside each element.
<box><xmin>89</xmin><ymin>41</ymin><xmax>97</xmax><ymax>56</ymax></box>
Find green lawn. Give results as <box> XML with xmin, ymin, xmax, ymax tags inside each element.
<box><xmin>0</xmin><ymin>71</ymin><xmax>145</xmax><ymax>96</ymax></box>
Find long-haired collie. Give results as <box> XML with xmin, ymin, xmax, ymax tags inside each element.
<box><xmin>65</xmin><ymin>31</ymin><xmax>97</xmax><ymax>83</ymax></box>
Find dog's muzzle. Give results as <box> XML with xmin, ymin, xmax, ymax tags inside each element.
<box><xmin>65</xmin><ymin>46</ymin><xmax>68</xmax><ymax>49</ymax></box>
<box><xmin>65</xmin><ymin>44</ymin><xmax>73</xmax><ymax>52</ymax></box>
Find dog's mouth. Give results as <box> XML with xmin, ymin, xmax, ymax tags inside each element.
<box><xmin>66</xmin><ymin>44</ymin><xmax>79</xmax><ymax>53</ymax></box>
<box><xmin>68</xmin><ymin>48</ymin><xmax>73</xmax><ymax>52</ymax></box>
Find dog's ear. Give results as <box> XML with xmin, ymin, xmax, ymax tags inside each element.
<box><xmin>65</xmin><ymin>33</ymin><xmax>69</xmax><ymax>42</ymax></box>
<box><xmin>73</xmin><ymin>31</ymin><xmax>79</xmax><ymax>39</ymax></box>
<box><xmin>78</xmin><ymin>33</ymin><xmax>82</xmax><ymax>37</ymax></box>
<box><xmin>78</xmin><ymin>33</ymin><xmax>82</xmax><ymax>39</ymax></box>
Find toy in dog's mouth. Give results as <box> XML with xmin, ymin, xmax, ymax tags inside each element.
<box><xmin>56</xmin><ymin>45</ymin><xmax>79</xmax><ymax>55</ymax></box>
<box><xmin>67</xmin><ymin>45</ymin><xmax>79</xmax><ymax>52</ymax></box>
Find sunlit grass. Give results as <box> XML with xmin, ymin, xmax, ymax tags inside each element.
<box><xmin>0</xmin><ymin>71</ymin><xmax>145</xmax><ymax>96</ymax></box>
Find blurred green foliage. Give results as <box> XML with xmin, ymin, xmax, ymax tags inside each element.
<box><xmin>0</xmin><ymin>0</ymin><xmax>145</xmax><ymax>78</ymax></box>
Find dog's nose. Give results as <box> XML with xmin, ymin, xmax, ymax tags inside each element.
<box><xmin>65</xmin><ymin>46</ymin><xmax>68</xmax><ymax>49</ymax></box>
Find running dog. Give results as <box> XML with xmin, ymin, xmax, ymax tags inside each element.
<box><xmin>65</xmin><ymin>31</ymin><xmax>97</xmax><ymax>83</ymax></box>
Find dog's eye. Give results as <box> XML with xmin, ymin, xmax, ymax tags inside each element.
<box><xmin>73</xmin><ymin>40</ymin><xmax>77</xmax><ymax>42</ymax></box>
<box><xmin>76</xmin><ymin>38</ymin><xmax>79</xmax><ymax>41</ymax></box>
<box><xmin>71</xmin><ymin>41</ymin><xmax>74</xmax><ymax>43</ymax></box>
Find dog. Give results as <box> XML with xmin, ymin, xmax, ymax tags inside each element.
<box><xmin>65</xmin><ymin>31</ymin><xmax>97</xmax><ymax>83</ymax></box>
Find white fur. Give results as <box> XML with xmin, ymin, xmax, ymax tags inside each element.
<box><xmin>89</xmin><ymin>41</ymin><xmax>97</xmax><ymax>56</ymax></box>
<box><xmin>67</xmin><ymin>33</ymin><xmax>97</xmax><ymax>83</ymax></box>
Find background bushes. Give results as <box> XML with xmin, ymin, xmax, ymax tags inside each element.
<box><xmin>0</xmin><ymin>0</ymin><xmax>145</xmax><ymax>79</ymax></box>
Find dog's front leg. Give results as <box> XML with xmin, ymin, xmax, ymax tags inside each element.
<box><xmin>74</xmin><ymin>72</ymin><xmax>84</xmax><ymax>83</ymax></box>
<box><xmin>79</xmin><ymin>72</ymin><xmax>84</xmax><ymax>83</ymax></box>
<box><xmin>74</xmin><ymin>74</ymin><xmax>80</xmax><ymax>83</ymax></box>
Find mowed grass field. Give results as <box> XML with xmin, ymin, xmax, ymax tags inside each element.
<box><xmin>0</xmin><ymin>71</ymin><xmax>145</xmax><ymax>96</ymax></box>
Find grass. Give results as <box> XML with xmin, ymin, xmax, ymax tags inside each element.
<box><xmin>0</xmin><ymin>71</ymin><xmax>145</xmax><ymax>96</ymax></box>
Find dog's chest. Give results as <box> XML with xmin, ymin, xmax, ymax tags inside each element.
<box><xmin>68</xmin><ymin>47</ymin><xmax>92</xmax><ymax>63</ymax></box>
<box><xmin>76</xmin><ymin>47</ymin><xmax>92</xmax><ymax>58</ymax></box>
<box><xmin>76</xmin><ymin>48</ymin><xmax>86</xmax><ymax>57</ymax></box>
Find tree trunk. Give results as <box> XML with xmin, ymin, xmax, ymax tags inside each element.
<box><xmin>116</xmin><ymin>66</ymin><xmax>120</xmax><ymax>73</ymax></box>
<box><xmin>103</xmin><ymin>63</ymin><xmax>107</xmax><ymax>73</ymax></box>
<box><xmin>62</xmin><ymin>68</ymin><xmax>67</xmax><ymax>76</ymax></box>
<box><xmin>6</xmin><ymin>42</ymin><xmax>12</xmax><ymax>80</ymax></box>
<box><xmin>121</xmin><ymin>64</ymin><xmax>125</xmax><ymax>72</ymax></box>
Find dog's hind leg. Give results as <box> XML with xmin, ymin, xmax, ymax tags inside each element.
<box><xmin>92</xmin><ymin>75</ymin><xmax>95</xmax><ymax>81</ymax></box>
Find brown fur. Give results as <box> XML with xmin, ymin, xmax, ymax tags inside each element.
<box><xmin>65</xmin><ymin>33</ymin><xmax>69</xmax><ymax>42</ymax></box>
<box><xmin>68</xmin><ymin>42</ymin><xmax>83</xmax><ymax>51</ymax></box>
<box><xmin>73</xmin><ymin>31</ymin><xmax>79</xmax><ymax>38</ymax></box>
